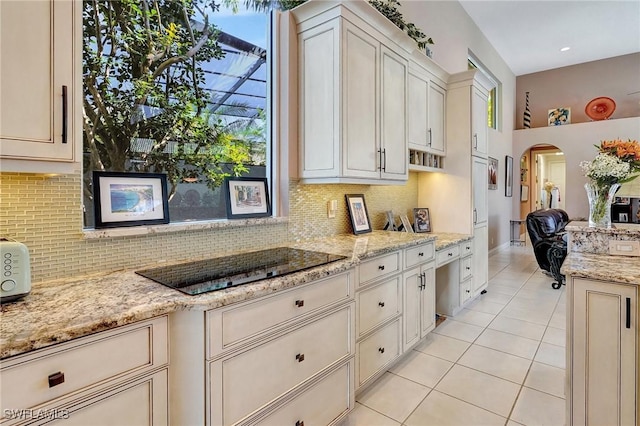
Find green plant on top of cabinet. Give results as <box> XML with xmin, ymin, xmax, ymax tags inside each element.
<box><xmin>0</xmin><ymin>0</ymin><xmax>81</xmax><ymax>174</ymax></box>
<box><xmin>293</xmin><ymin>1</ymin><xmax>413</xmax><ymax>184</ymax></box>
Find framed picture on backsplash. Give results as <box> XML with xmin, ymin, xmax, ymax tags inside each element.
<box><xmin>346</xmin><ymin>194</ymin><xmax>372</xmax><ymax>235</ymax></box>
<box><xmin>225</xmin><ymin>177</ymin><xmax>271</xmax><ymax>219</ymax></box>
<box><xmin>413</xmin><ymin>208</ymin><xmax>431</xmax><ymax>233</ymax></box>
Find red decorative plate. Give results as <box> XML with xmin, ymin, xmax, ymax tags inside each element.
<box><xmin>585</xmin><ymin>97</ymin><xmax>616</xmax><ymax>120</ymax></box>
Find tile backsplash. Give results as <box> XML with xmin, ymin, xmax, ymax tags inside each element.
<box><xmin>0</xmin><ymin>172</ymin><xmax>418</xmax><ymax>282</ymax></box>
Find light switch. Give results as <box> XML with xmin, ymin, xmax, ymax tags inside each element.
<box><xmin>328</xmin><ymin>200</ymin><xmax>337</xmax><ymax>218</ymax></box>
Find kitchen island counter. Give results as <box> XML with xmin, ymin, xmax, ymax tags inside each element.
<box><xmin>0</xmin><ymin>230</ymin><xmax>470</xmax><ymax>359</ymax></box>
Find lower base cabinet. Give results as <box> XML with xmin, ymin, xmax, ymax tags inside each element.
<box><xmin>569</xmin><ymin>277</ymin><xmax>638</xmax><ymax>426</ymax></box>
<box><xmin>356</xmin><ymin>318</ymin><xmax>402</xmax><ymax>389</ymax></box>
<box><xmin>403</xmin><ymin>261</ymin><xmax>436</xmax><ymax>350</ymax></box>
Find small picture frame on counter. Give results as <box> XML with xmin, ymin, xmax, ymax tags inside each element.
<box><xmin>225</xmin><ymin>177</ymin><xmax>271</xmax><ymax>219</ymax></box>
<box><xmin>93</xmin><ymin>171</ymin><xmax>169</xmax><ymax>228</ymax></box>
<box><xmin>413</xmin><ymin>208</ymin><xmax>431</xmax><ymax>233</ymax></box>
<box><xmin>384</xmin><ymin>210</ymin><xmax>397</xmax><ymax>231</ymax></box>
<box><xmin>400</xmin><ymin>215</ymin><xmax>414</xmax><ymax>233</ymax></box>
<box><xmin>346</xmin><ymin>194</ymin><xmax>372</xmax><ymax>234</ymax></box>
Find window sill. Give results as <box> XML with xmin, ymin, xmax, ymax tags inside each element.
<box><xmin>83</xmin><ymin>216</ymin><xmax>289</xmax><ymax>240</ymax></box>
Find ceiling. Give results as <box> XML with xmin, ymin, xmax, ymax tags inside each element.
<box><xmin>459</xmin><ymin>1</ymin><xmax>640</xmax><ymax>76</ymax></box>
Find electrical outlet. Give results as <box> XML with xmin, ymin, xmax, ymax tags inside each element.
<box><xmin>609</xmin><ymin>240</ymin><xmax>640</xmax><ymax>256</ymax></box>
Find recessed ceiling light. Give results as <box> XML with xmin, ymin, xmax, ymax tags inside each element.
<box><xmin>560</xmin><ymin>46</ymin><xmax>571</xmax><ymax>52</ymax></box>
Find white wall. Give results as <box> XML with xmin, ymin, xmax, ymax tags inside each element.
<box><xmin>513</xmin><ymin>117</ymin><xmax>640</xmax><ymax>219</ymax></box>
<box><xmin>401</xmin><ymin>1</ymin><xmax>516</xmax><ymax>249</ymax></box>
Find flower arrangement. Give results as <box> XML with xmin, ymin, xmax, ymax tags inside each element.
<box><xmin>580</xmin><ymin>139</ymin><xmax>640</xmax><ymax>227</ymax></box>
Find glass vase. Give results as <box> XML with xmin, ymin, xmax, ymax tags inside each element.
<box><xmin>584</xmin><ymin>182</ymin><xmax>620</xmax><ymax>228</ymax></box>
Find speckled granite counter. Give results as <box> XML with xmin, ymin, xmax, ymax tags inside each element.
<box><xmin>0</xmin><ymin>230</ymin><xmax>470</xmax><ymax>359</ymax></box>
<box><xmin>561</xmin><ymin>252</ymin><xmax>640</xmax><ymax>285</ymax></box>
<box><xmin>566</xmin><ymin>221</ymin><xmax>640</xmax><ymax>255</ymax></box>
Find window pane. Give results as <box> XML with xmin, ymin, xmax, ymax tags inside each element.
<box><xmin>82</xmin><ymin>1</ymin><xmax>270</xmax><ymax>227</ymax></box>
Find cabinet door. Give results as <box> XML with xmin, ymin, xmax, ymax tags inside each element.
<box><xmin>471</xmin><ymin>87</ymin><xmax>488</xmax><ymax>157</ymax></box>
<box><xmin>0</xmin><ymin>0</ymin><xmax>75</xmax><ymax>163</ymax></box>
<box><xmin>379</xmin><ymin>45</ymin><xmax>408</xmax><ymax>181</ymax></box>
<box><xmin>407</xmin><ymin>71</ymin><xmax>428</xmax><ymax>150</ymax></box>
<box><xmin>428</xmin><ymin>82</ymin><xmax>446</xmax><ymax>155</ymax></box>
<box><xmin>472</xmin><ymin>156</ymin><xmax>488</xmax><ymax>225</ymax></box>
<box><xmin>343</xmin><ymin>22</ymin><xmax>379</xmax><ymax>179</ymax></box>
<box><xmin>571</xmin><ymin>278</ymin><xmax>637</xmax><ymax>426</ymax></box>
<box><xmin>402</xmin><ymin>266</ymin><xmax>422</xmax><ymax>350</ymax></box>
<box><xmin>472</xmin><ymin>226</ymin><xmax>487</xmax><ymax>296</ymax></box>
<box><xmin>420</xmin><ymin>262</ymin><xmax>436</xmax><ymax>336</ymax></box>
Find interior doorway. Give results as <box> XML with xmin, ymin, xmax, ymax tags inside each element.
<box><xmin>519</xmin><ymin>144</ymin><xmax>566</xmax><ymax>238</ymax></box>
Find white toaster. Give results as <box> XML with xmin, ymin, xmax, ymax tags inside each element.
<box><xmin>0</xmin><ymin>238</ymin><xmax>31</xmax><ymax>303</ymax></box>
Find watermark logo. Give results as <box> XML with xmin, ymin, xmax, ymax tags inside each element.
<box><xmin>3</xmin><ymin>408</ymin><xmax>70</xmax><ymax>420</ymax></box>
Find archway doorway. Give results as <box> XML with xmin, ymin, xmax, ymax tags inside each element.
<box><xmin>520</xmin><ymin>144</ymin><xmax>566</xmax><ymax>219</ymax></box>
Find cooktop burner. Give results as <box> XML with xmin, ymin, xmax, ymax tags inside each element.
<box><xmin>136</xmin><ymin>248</ymin><xmax>347</xmax><ymax>295</ymax></box>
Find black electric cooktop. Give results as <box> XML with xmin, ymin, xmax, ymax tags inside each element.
<box><xmin>136</xmin><ymin>248</ymin><xmax>347</xmax><ymax>295</ymax></box>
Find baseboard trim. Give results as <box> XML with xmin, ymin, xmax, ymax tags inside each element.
<box><xmin>489</xmin><ymin>241</ymin><xmax>511</xmax><ymax>257</ymax></box>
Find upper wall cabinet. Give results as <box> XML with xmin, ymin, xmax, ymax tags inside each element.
<box><xmin>407</xmin><ymin>52</ymin><xmax>447</xmax><ymax>156</ymax></box>
<box><xmin>292</xmin><ymin>0</ymin><xmax>414</xmax><ymax>184</ymax></box>
<box><xmin>447</xmin><ymin>70</ymin><xmax>493</xmax><ymax>159</ymax></box>
<box><xmin>0</xmin><ymin>0</ymin><xmax>81</xmax><ymax>174</ymax></box>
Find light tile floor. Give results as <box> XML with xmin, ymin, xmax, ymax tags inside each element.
<box><xmin>341</xmin><ymin>245</ymin><xmax>566</xmax><ymax>426</ymax></box>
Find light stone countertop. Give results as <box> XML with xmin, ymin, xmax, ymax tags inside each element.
<box><xmin>561</xmin><ymin>252</ymin><xmax>640</xmax><ymax>285</ymax></box>
<box><xmin>0</xmin><ymin>230</ymin><xmax>470</xmax><ymax>359</ymax></box>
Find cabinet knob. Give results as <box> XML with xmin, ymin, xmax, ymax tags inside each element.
<box><xmin>48</xmin><ymin>371</ymin><xmax>65</xmax><ymax>388</ymax></box>
<box><xmin>418</xmin><ymin>252</ymin><xmax>424</xmax><ymax>257</ymax></box>
<box><xmin>378</xmin><ymin>265</ymin><xmax>385</xmax><ymax>271</ymax></box>
<box><xmin>295</xmin><ymin>421</ymin><xmax>305</xmax><ymax>426</ymax></box>
<box><xmin>466</xmin><ymin>266</ymin><xmax>471</xmax><ymax>270</ymax></box>
<box><xmin>466</xmin><ymin>289</ymin><xmax>470</xmax><ymax>293</ymax></box>
<box><xmin>378</xmin><ymin>347</ymin><xmax>385</xmax><ymax>354</ymax></box>
<box><xmin>295</xmin><ymin>300</ymin><xmax>304</xmax><ymax>308</ymax></box>
<box><xmin>296</xmin><ymin>353</ymin><xmax>305</xmax><ymax>362</ymax></box>
<box><xmin>466</xmin><ymin>246</ymin><xmax>471</xmax><ymax>250</ymax></box>
<box><xmin>378</xmin><ymin>301</ymin><xmax>385</xmax><ymax>307</ymax></box>
<box><xmin>448</xmin><ymin>252</ymin><xmax>453</xmax><ymax>257</ymax></box>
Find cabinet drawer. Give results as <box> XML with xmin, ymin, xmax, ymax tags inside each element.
<box><xmin>358</xmin><ymin>252</ymin><xmax>401</xmax><ymax>286</ymax></box>
<box><xmin>210</xmin><ymin>305</ymin><xmax>353</xmax><ymax>426</ymax></box>
<box><xmin>250</xmin><ymin>361</ymin><xmax>353</xmax><ymax>426</ymax></box>
<box><xmin>357</xmin><ymin>318</ymin><xmax>401</xmax><ymax>388</ymax></box>
<box><xmin>460</xmin><ymin>279</ymin><xmax>472</xmax><ymax>305</ymax></box>
<box><xmin>460</xmin><ymin>256</ymin><xmax>472</xmax><ymax>281</ymax></box>
<box><xmin>436</xmin><ymin>245</ymin><xmax>460</xmax><ymax>267</ymax></box>
<box><xmin>208</xmin><ymin>271</ymin><xmax>354</xmax><ymax>357</ymax></box>
<box><xmin>460</xmin><ymin>240</ymin><xmax>473</xmax><ymax>257</ymax></box>
<box><xmin>0</xmin><ymin>317</ymin><xmax>168</xmax><ymax>415</ymax></box>
<box><xmin>405</xmin><ymin>242</ymin><xmax>435</xmax><ymax>268</ymax></box>
<box><xmin>357</xmin><ymin>277</ymin><xmax>401</xmax><ymax>338</ymax></box>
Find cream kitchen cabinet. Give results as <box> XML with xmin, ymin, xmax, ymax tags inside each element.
<box><xmin>0</xmin><ymin>0</ymin><xmax>80</xmax><ymax>173</ymax></box>
<box><xmin>169</xmin><ymin>270</ymin><xmax>356</xmax><ymax>426</ymax></box>
<box><xmin>0</xmin><ymin>316</ymin><xmax>169</xmax><ymax>425</ymax></box>
<box><xmin>568</xmin><ymin>277</ymin><xmax>638</xmax><ymax>426</ymax></box>
<box><xmin>435</xmin><ymin>240</ymin><xmax>475</xmax><ymax>317</ymax></box>
<box><xmin>471</xmin><ymin>88</ymin><xmax>489</xmax><ymax>157</ymax></box>
<box><xmin>472</xmin><ymin>157</ymin><xmax>488</xmax><ymax>296</ymax></box>
<box><xmin>402</xmin><ymin>242</ymin><xmax>436</xmax><ymax>350</ymax></box>
<box><xmin>293</xmin><ymin>0</ymin><xmax>411</xmax><ymax>184</ymax></box>
<box><xmin>407</xmin><ymin>52</ymin><xmax>446</xmax><ymax>157</ymax></box>
<box><xmin>354</xmin><ymin>251</ymin><xmax>404</xmax><ymax>390</ymax></box>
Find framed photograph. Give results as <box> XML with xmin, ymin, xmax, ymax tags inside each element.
<box><xmin>345</xmin><ymin>194</ymin><xmax>372</xmax><ymax>234</ymax></box>
<box><xmin>400</xmin><ymin>214</ymin><xmax>414</xmax><ymax>233</ymax></box>
<box><xmin>384</xmin><ymin>210</ymin><xmax>396</xmax><ymax>231</ymax></box>
<box><xmin>225</xmin><ymin>177</ymin><xmax>271</xmax><ymax>219</ymax></box>
<box><xmin>93</xmin><ymin>171</ymin><xmax>169</xmax><ymax>228</ymax></box>
<box><xmin>521</xmin><ymin>184</ymin><xmax>529</xmax><ymax>202</ymax></box>
<box><xmin>488</xmin><ymin>157</ymin><xmax>498</xmax><ymax>190</ymax></box>
<box><xmin>505</xmin><ymin>155</ymin><xmax>513</xmax><ymax>197</ymax></box>
<box><xmin>619</xmin><ymin>212</ymin><xmax>629</xmax><ymax>223</ymax></box>
<box><xmin>614</xmin><ymin>197</ymin><xmax>630</xmax><ymax>205</ymax></box>
<box><xmin>413</xmin><ymin>208</ymin><xmax>431</xmax><ymax>233</ymax></box>
<box><xmin>548</xmin><ymin>107</ymin><xmax>571</xmax><ymax>126</ymax></box>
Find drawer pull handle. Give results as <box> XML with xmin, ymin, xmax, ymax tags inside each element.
<box><xmin>378</xmin><ymin>301</ymin><xmax>385</xmax><ymax>307</ymax></box>
<box><xmin>295</xmin><ymin>300</ymin><xmax>304</xmax><ymax>308</ymax></box>
<box><xmin>378</xmin><ymin>347</ymin><xmax>385</xmax><ymax>354</ymax></box>
<box><xmin>418</xmin><ymin>252</ymin><xmax>424</xmax><ymax>257</ymax></box>
<box><xmin>48</xmin><ymin>372</ymin><xmax>65</xmax><ymax>388</ymax></box>
<box><xmin>466</xmin><ymin>246</ymin><xmax>471</xmax><ymax>250</ymax></box>
<box><xmin>296</xmin><ymin>421</ymin><xmax>304</xmax><ymax>426</ymax></box>
<box><xmin>448</xmin><ymin>252</ymin><xmax>453</xmax><ymax>257</ymax></box>
<box><xmin>466</xmin><ymin>266</ymin><xmax>471</xmax><ymax>270</ymax></box>
<box><xmin>296</xmin><ymin>353</ymin><xmax>305</xmax><ymax>362</ymax></box>
<box><xmin>421</xmin><ymin>272</ymin><xmax>426</xmax><ymax>290</ymax></box>
<box><xmin>466</xmin><ymin>289</ymin><xmax>470</xmax><ymax>293</ymax></box>
<box><xmin>626</xmin><ymin>297</ymin><xmax>631</xmax><ymax>329</ymax></box>
<box><xmin>378</xmin><ymin>265</ymin><xmax>385</xmax><ymax>270</ymax></box>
